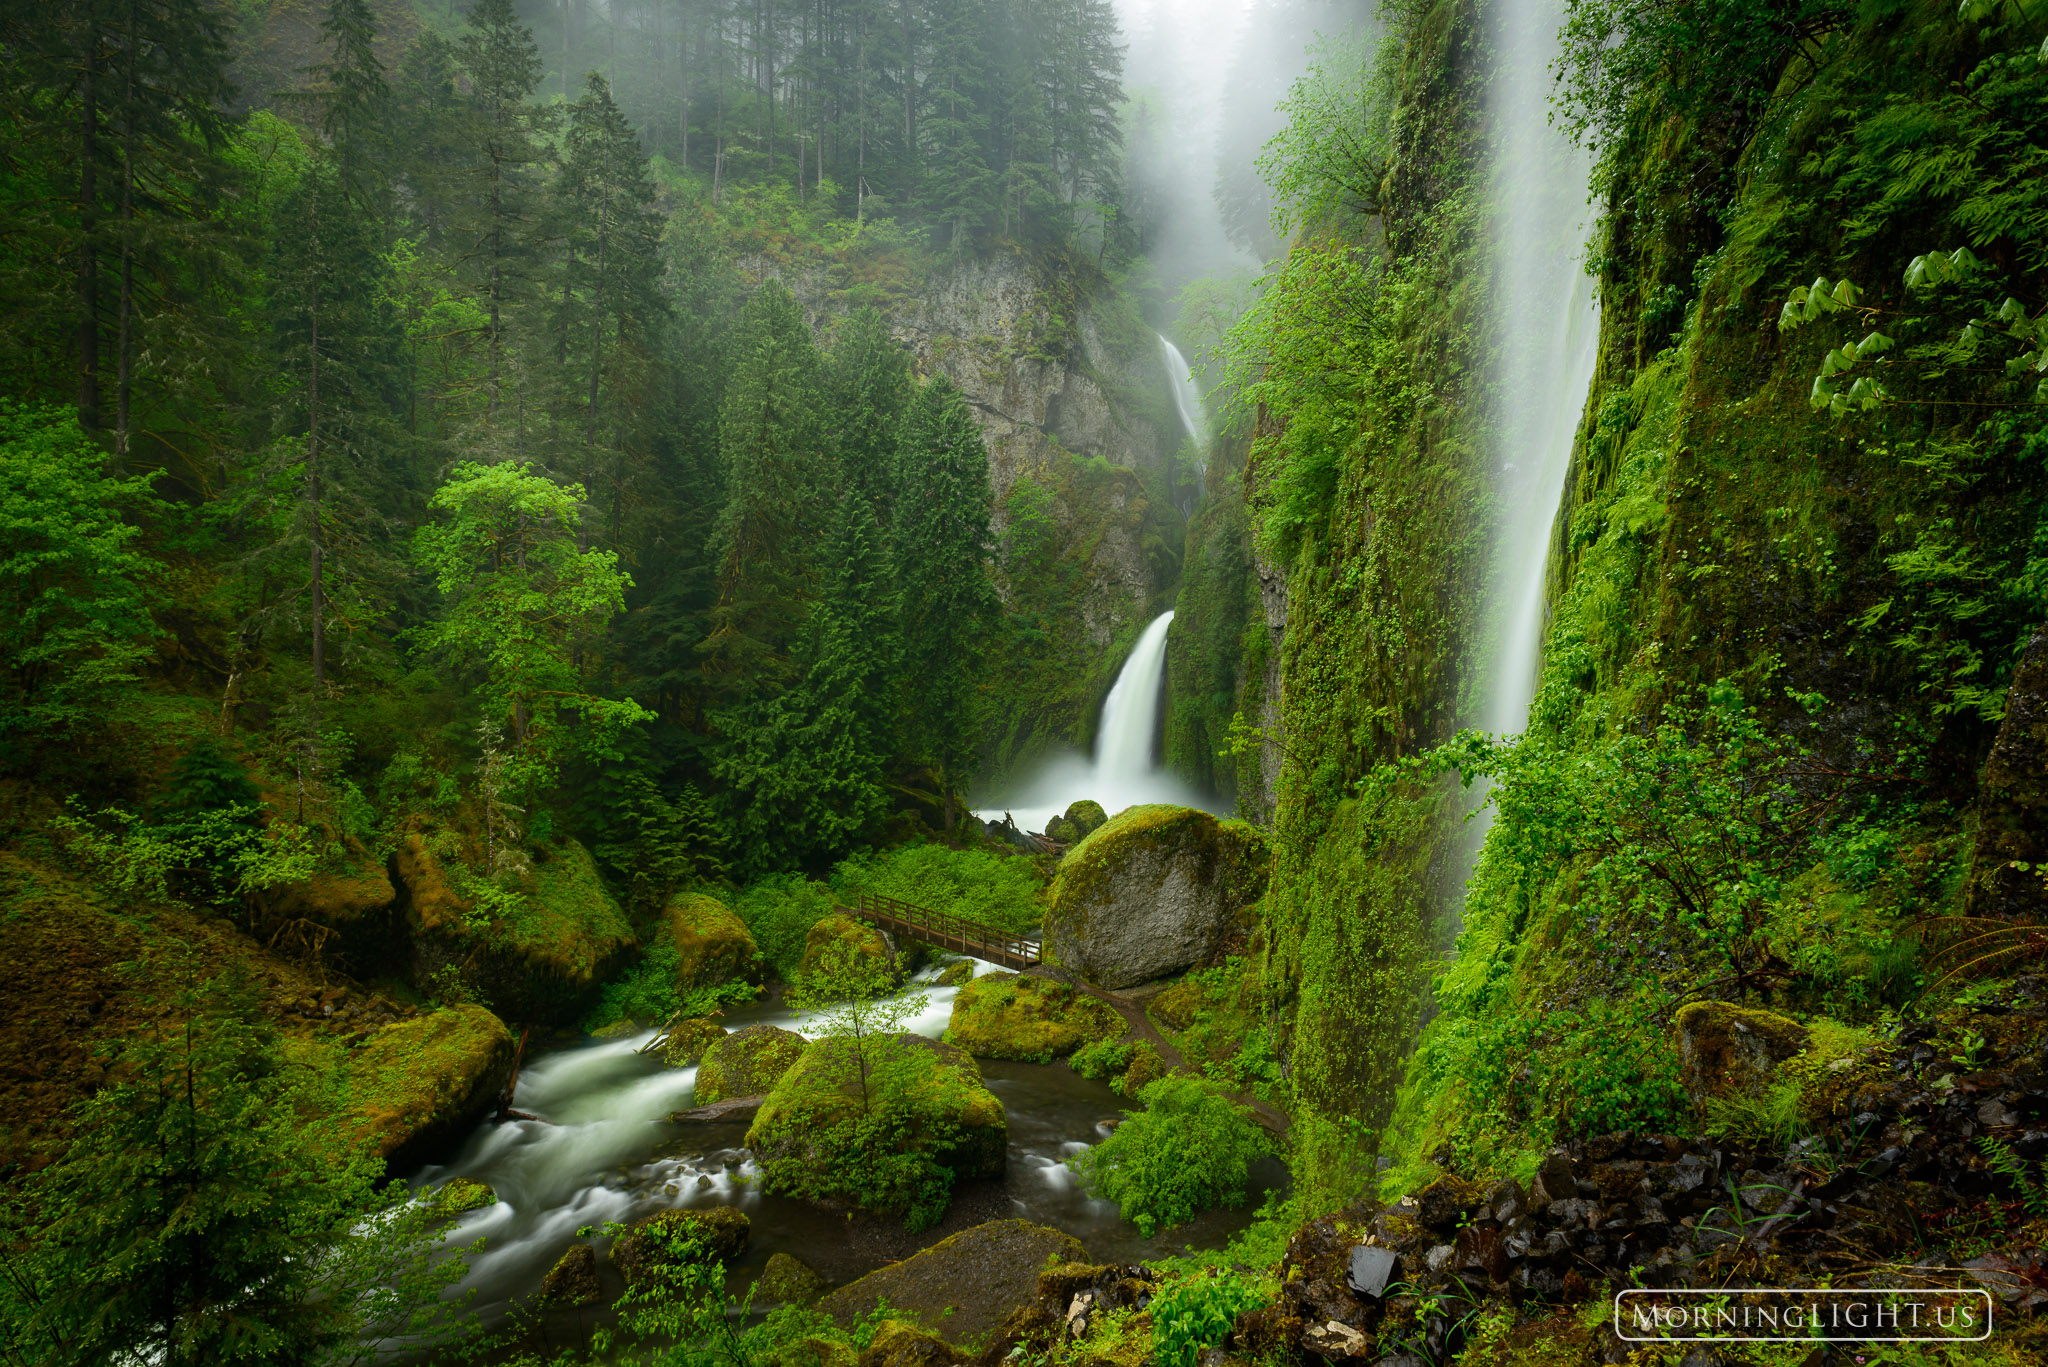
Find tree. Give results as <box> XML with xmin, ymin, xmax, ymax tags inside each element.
<box><xmin>701</xmin><ymin>279</ymin><xmax>831</xmax><ymax>692</ymax></box>
<box><xmin>892</xmin><ymin>374</ymin><xmax>1000</xmax><ymax>832</ymax></box>
<box><xmin>0</xmin><ymin>972</ymin><xmax>472</xmax><ymax>1366</ymax></box>
<box><xmin>712</xmin><ymin>495</ymin><xmax>899</xmax><ymax>874</ymax></box>
<box><xmin>827</xmin><ymin>306</ymin><xmax>913</xmax><ymax>525</ymax></box>
<box><xmin>0</xmin><ymin>402</ymin><xmax>156</xmax><ymax>764</ymax></box>
<box><xmin>1070</xmin><ymin>1075</ymin><xmax>1269</xmax><ymax>1237</ymax></box>
<box><xmin>413</xmin><ymin>461</ymin><xmax>650</xmax><ymax>794</ymax></box>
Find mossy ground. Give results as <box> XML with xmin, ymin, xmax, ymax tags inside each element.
<box><xmin>943</xmin><ymin>972</ymin><xmax>1121</xmax><ymax>1062</ymax></box>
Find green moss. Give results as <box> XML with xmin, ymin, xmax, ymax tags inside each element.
<box><xmin>344</xmin><ymin>1004</ymin><xmax>514</xmax><ymax>1160</ymax></box>
<box><xmin>800</xmin><ymin>913</ymin><xmax>900</xmax><ymax>989</ymax></box>
<box><xmin>611</xmin><ymin>1205</ymin><xmax>750</xmax><ymax>1286</ymax></box>
<box><xmin>696</xmin><ymin>1024</ymin><xmax>808</xmax><ymax>1104</ymax></box>
<box><xmin>425</xmin><ymin>1177</ymin><xmax>496</xmax><ymax>1218</ymax></box>
<box><xmin>757</xmin><ymin>1251</ymin><xmax>828</xmax><ymax>1305</ymax></box>
<box><xmin>664</xmin><ymin>891</ymin><xmax>764</xmax><ymax>989</ymax></box>
<box><xmin>942</xmin><ymin>972</ymin><xmax>1121</xmax><ymax>1061</ymax></box>
<box><xmin>662</xmin><ymin>1016</ymin><xmax>728</xmax><ymax>1067</ymax></box>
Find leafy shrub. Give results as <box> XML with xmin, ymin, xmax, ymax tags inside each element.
<box><xmin>830</xmin><ymin>840</ymin><xmax>1047</xmax><ymax>935</ymax></box>
<box><xmin>580</xmin><ymin>939</ymin><xmax>760</xmax><ymax>1035</ymax></box>
<box><xmin>732</xmin><ymin>874</ymin><xmax>840</xmax><ymax>980</ymax></box>
<box><xmin>1150</xmin><ymin>1269</ymin><xmax>1267</xmax><ymax>1367</ymax></box>
<box><xmin>1071</xmin><ymin>1076</ymin><xmax>1269</xmax><ymax>1237</ymax></box>
<box><xmin>1070</xmin><ymin>1036</ymin><xmax>1135</xmax><ymax>1083</ymax></box>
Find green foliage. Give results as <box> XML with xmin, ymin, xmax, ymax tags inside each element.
<box><xmin>829</xmin><ymin>841</ymin><xmax>1047</xmax><ymax>936</ymax></box>
<box><xmin>1070</xmin><ymin>1075</ymin><xmax>1269</xmax><ymax>1238</ymax></box>
<box><xmin>730</xmin><ymin>874</ymin><xmax>840</xmax><ymax>981</ymax></box>
<box><xmin>1257</xmin><ymin>35</ymin><xmax>1391</xmax><ymax>238</ymax></box>
<box><xmin>754</xmin><ymin>1101</ymin><xmax>966</xmax><ymax>1234</ymax></box>
<box><xmin>1069</xmin><ymin>1035</ymin><xmax>1136</xmax><ymax>1082</ymax></box>
<box><xmin>1150</xmin><ymin>1269</ymin><xmax>1268</xmax><ymax>1367</ymax></box>
<box><xmin>0</xmin><ymin>402</ymin><xmax>158</xmax><ymax>762</ymax></box>
<box><xmin>0</xmin><ymin>972</ymin><xmax>473</xmax><ymax>1367</ymax></box>
<box><xmin>579</xmin><ymin>938</ymin><xmax>760</xmax><ymax>1034</ymax></box>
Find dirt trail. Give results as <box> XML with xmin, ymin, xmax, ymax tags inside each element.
<box><xmin>1060</xmin><ymin>976</ymin><xmax>1292</xmax><ymax>1137</ymax></box>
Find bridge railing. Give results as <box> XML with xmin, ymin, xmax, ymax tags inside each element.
<box><xmin>845</xmin><ymin>891</ymin><xmax>1041</xmax><ymax>970</ymax></box>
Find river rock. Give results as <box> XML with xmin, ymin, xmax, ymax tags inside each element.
<box><xmin>935</xmin><ymin>958</ymin><xmax>976</xmax><ymax>988</ymax></box>
<box><xmin>859</xmin><ymin>1320</ymin><xmax>962</xmax><ymax>1367</ymax></box>
<box><xmin>664</xmin><ymin>892</ymin><xmax>764</xmax><ymax>989</ymax></box>
<box><xmin>1063</xmin><ymin>801</ymin><xmax>1108</xmax><ymax>838</ymax></box>
<box><xmin>1042</xmin><ymin>805</ymin><xmax>1270</xmax><ymax>989</ymax></box>
<box><xmin>944</xmin><ymin>972</ymin><xmax>1121</xmax><ymax>1062</ymax></box>
<box><xmin>819</xmin><ymin>1220</ymin><xmax>1088</xmax><ymax>1345</ymax></box>
<box><xmin>757</xmin><ymin>1251</ymin><xmax>828</xmax><ymax>1305</ymax></box>
<box><xmin>425</xmin><ymin>1177</ymin><xmax>496</xmax><ymax>1220</ymax></box>
<box><xmin>1673</xmin><ymin>1001</ymin><xmax>1811</xmax><ymax>1105</ymax></box>
<box><xmin>696</xmin><ymin>1024</ymin><xmax>806</xmax><ymax>1105</ymax></box>
<box><xmin>799</xmin><ymin>913</ymin><xmax>903</xmax><ymax>991</ymax></box>
<box><xmin>748</xmin><ymin>1035</ymin><xmax>1007</xmax><ymax>1207</ymax></box>
<box><xmin>539</xmin><ymin>1243</ymin><xmax>601</xmax><ymax>1307</ymax></box>
<box><xmin>611</xmin><ymin>1206</ymin><xmax>750</xmax><ymax>1286</ymax></box>
<box><xmin>669</xmin><ymin>1094</ymin><xmax>765</xmax><ymax>1124</ymax></box>
<box><xmin>661</xmin><ymin>1016</ymin><xmax>728</xmax><ymax>1066</ymax></box>
<box><xmin>345</xmin><ymin>1003</ymin><xmax>515</xmax><ymax>1167</ymax></box>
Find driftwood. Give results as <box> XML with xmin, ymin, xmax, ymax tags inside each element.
<box><xmin>636</xmin><ymin>1007</ymin><xmax>690</xmax><ymax>1056</ymax></box>
<box><xmin>667</xmin><ymin>1095</ymin><xmax>764</xmax><ymax>1124</ymax></box>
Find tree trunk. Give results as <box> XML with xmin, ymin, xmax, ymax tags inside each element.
<box><xmin>77</xmin><ymin>33</ymin><xmax>101</xmax><ymax>430</ymax></box>
<box><xmin>308</xmin><ymin>184</ymin><xmax>325</xmax><ymax>695</ymax></box>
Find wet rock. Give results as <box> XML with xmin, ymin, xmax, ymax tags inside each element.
<box><xmin>539</xmin><ymin>1243</ymin><xmax>601</xmax><ymax>1307</ymax></box>
<box><xmin>344</xmin><ymin>1003</ymin><xmax>515</xmax><ymax>1167</ymax></box>
<box><xmin>664</xmin><ymin>892</ymin><xmax>764</xmax><ymax>989</ymax></box>
<box><xmin>943</xmin><ymin>972</ymin><xmax>1121</xmax><ymax>1062</ymax></box>
<box><xmin>935</xmin><ymin>958</ymin><xmax>976</xmax><ymax>988</ymax></box>
<box><xmin>1063</xmin><ymin>801</ymin><xmax>1109</xmax><ymax>839</ymax></box>
<box><xmin>611</xmin><ymin>1206</ymin><xmax>749</xmax><ymax>1286</ymax></box>
<box><xmin>1674</xmin><ymin>1001</ymin><xmax>1811</xmax><ymax>1105</ymax></box>
<box><xmin>662</xmin><ymin>1016</ymin><xmax>729</xmax><ymax>1066</ymax></box>
<box><xmin>758</xmin><ymin>1251</ymin><xmax>828</xmax><ymax>1305</ymax></box>
<box><xmin>859</xmin><ymin>1320</ymin><xmax>962</xmax><ymax>1367</ymax></box>
<box><xmin>1043</xmin><ymin>805</ymin><xmax>1270</xmax><ymax>989</ymax></box>
<box><xmin>696</xmin><ymin>1024</ymin><xmax>807</xmax><ymax>1105</ymax></box>
<box><xmin>801</xmin><ymin>914</ymin><xmax>904</xmax><ymax>990</ymax></box>
<box><xmin>425</xmin><ymin>1177</ymin><xmax>496</xmax><ymax>1219</ymax></box>
<box><xmin>1346</xmin><ymin>1246</ymin><xmax>1399</xmax><ymax>1299</ymax></box>
<box><xmin>669</xmin><ymin>1094</ymin><xmax>765</xmax><ymax>1124</ymax></box>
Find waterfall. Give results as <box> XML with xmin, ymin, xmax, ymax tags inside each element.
<box><xmin>1482</xmin><ymin>0</ymin><xmax>1600</xmax><ymax>739</ymax></box>
<box><xmin>1159</xmin><ymin>334</ymin><xmax>1210</xmax><ymax>456</ymax></box>
<box><xmin>973</xmin><ymin>609</ymin><xmax>1209</xmax><ymax>832</ymax></box>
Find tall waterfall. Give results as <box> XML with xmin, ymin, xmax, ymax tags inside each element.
<box><xmin>1482</xmin><ymin>0</ymin><xmax>1600</xmax><ymax>739</ymax></box>
<box><xmin>1159</xmin><ymin>333</ymin><xmax>1210</xmax><ymax>456</ymax></box>
<box><xmin>973</xmin><ymin>609</ymin><xmax>1208</xmax><ymax>832</ymax></box>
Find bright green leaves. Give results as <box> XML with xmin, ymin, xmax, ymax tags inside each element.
<box><xmin>1070</xmin><ymin>1076</ymin><xmax>1270</xmax><ymax>1238</ymax></box>
<box><xmin>1903</xmin><ymin>245</ymin><xmax>1982</xmax><ymax>289</ymax></box>
<box><xmin>1787</xmin><ymin>300</ymin><xmax>1895</xmax><ymax>415</ymax></box>
<box><xmin>1777</xmin><ymin>275</ymin><xmax>1863</xmax><ymax>330</ymax></box>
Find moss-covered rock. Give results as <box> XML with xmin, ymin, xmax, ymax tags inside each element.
<box><xmin>800</xmin><ymin>913</ymin><xmax>902</xmax><ymax>989</ymax></box>
<box><xmin>757</xmin><ymin>1251</ymin><xmax>828</xmax><ymax>1305</ymax></box>
<box><xmin>611</xmin><ymin>1205</ymin><xmax>750</xmax><ymax>1286</ymax></box>
<box><xmin>393</xmin><ymin>832</ymin><xmax>470</xmax><ymax>937</ymax></box>
<box><xmin>1043</xmin><ymin>805</ymin><xmax>1269</xmax><ymax>989</ymax></box>
<box><xmin>818</xmin><ymin>1220</ymin><xmax>1087</xmax><ymax>1345</ymax></box>
<box><xmin>664</xmin><ymin>892</ymin><xmax>764</xmax><ymax>989</ymax></box>
<box><xmin>425</xmin><ymin>1177</ymin><xmax>497</xmax><ymax>1219</ymax></box>
<box><xmin>1146</xmin><ymin>979</ymin><xmax>1203</xmax><ymax>1030</ymax></box>
<box><xmin>857</xmin><ymin>1321</ymin><xmax>962</xmax><ymax>1367</ymax></box>
<box><xmin>1063</xmin><ymin>801</ymin><xmax>1108</xmax><ymax>838</ymax></box>
<box><xmin>489</xmin><ymin>838</ymin><xmax>637</xmax><ymax>1015</ymax></box>
<box><xmin>345</xmin><ymin>1004</ymin><xmax>515</xmax><ymax>1165</ymax></box>
<box><xmin>1674</xmin><ymin>1001</ymin><xmax>1811</xmax><ymax>1106</ymax></box>
<box><xmin>696</xmin><ymin>1023</ymin><xmax>807</xmax><ymax>1104</ymax></box>
<box><xmin>539</xmin><ymin>1243</ymin><xmax>601</xmax><ymax>1307</ymax></box>
<box><xmin>944</xmin><ymin>972</ymin><xmax>1121</xmax><ymax>1062</ymax></box>
<box><xmin>934</xmin><ymin>958</ymin><xmax>976</xmax><ymax>988</ymax></box>
<box><xmin>662</xmin><ymin>1016</ymin><xmax>729</xmax><ymax>1067</ymax></box>
<box><xmin>748</xmin><ymin>1034</ymin><xmax>1008</xmax><ymax>1211</ymax></box>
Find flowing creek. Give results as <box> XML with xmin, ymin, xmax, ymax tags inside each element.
<box><xmin>411</xmin><ymin>967</ymin><xmax>1286</xmax><ymax>1338</ymax></box>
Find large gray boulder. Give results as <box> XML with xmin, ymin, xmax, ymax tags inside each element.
<box><xmin>1041</xmin><ymin>805</ymin><xmax>1269</xmax><ymax>989</ymax></box>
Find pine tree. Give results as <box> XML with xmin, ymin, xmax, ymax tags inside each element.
<box><xmin>892</xmin><ymin>373</ymin><xmax>999</xmax><ymax>834</ymax></box>
<box><xmin>917</xmin><ymin>0</ymin><xmax>996</xmax><ymax>244</ymax></box>
<box><xmin>828</xmin><ymin>305</ymin><xmax>913</xmax><ymax>525</ymax></box>
<box><xmin>700</xmin><ymin>279</ymin><xmax>831</xmax><ymax>693</ymax></box>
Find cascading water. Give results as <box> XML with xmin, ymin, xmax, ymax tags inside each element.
<box><xmin>1482</xmin><ymin>0</ymin><xmax>1600</xmax><ymax>740</ymax></box>
<box><xmin>1159</xmin><ymin>333</ymin><xmax>1210</xmax><ymax>456</ymax></box>
<box><xmin>974</xmin><ymin>609</ymin><xmax>1210</xmax><ymax>832</ymax></box>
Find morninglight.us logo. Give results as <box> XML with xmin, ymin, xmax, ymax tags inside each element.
<box><xmin>1614</xmin><ymin>1288</ymin><xmax>1994</xmax><ymax>1343</ymax></box>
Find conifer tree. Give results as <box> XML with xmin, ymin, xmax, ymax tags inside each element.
<box><xmin>701</xmin><ymin>279</ymin><xmax>831</xmax><ymax>692</ymax></box>
<box><xmin>892</xmin><ymin>374</ymin><xmax>999</xmax><ymax>833</ymax></box>
<box><xmin>828</xmin><ymin>306</ymin><xmax>913</xmax><ymax>525</ymax></box>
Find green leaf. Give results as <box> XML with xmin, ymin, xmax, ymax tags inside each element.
<box><xmin>1856</xmin><ymin>331</ymin><xmax>1895</xmax><ymax>357</ymax></box>
<box><xmin>1829</xmin><ymin>278</ymin><xmax>1862</xmax><ymax>308</ymax></box>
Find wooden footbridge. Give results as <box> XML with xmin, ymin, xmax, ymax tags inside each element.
<box><xmin>844</xmin><ymin>891</ymin><xmax>1042</xmax><ymax>971</ymax></box>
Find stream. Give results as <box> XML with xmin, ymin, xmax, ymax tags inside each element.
<box><xmin>411</xmin><ymin>966</ymin><xmax>1287</xmax><ymax>1338</ymax></box>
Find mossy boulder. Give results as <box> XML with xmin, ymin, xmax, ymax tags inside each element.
<box><xmin>539</xmin><ymin>1243</ymin><xmax>602</xmax><ymax>1307</ymax></box>
<box><xmin>425</xmin><ymin>1177</ymin><xmax>497</xmax><ymax>1220</ymax></box>
<box><xmin>393</xmin><ymin>832</ymin><xmax>470</xmax><ymax>936</ymax></box>
<box><xmin>662</xmin><ymin>1016</ymin><xmax>729</xmax><ymax>1067</ymax></box>
<box><xmin>611</xmin><ymin>1206</ymin><xmax>750</xmax><ymax>1286</ymax></box>
<box><xmin>858</xmin><ymin>1321</ymin><xmax>963</xmax><ymax>1367</ymax></box>
<box><xmin>758</xmin><ymin>1251</ymin><xmax>828</xmax><ymax>1305</ymax></box>
<box><xmin>487</xmin><ymin>838</ymin><xmax>637</xmax><ymax>1017</ymax></box>
<box><xmin>664</xmin><ymin>892</ymin><xmax>764</xmax><ymax>989</ymax></box>
<box><xmin>747</xmin><ymin>1035</ymin><xmax>1008</xmax><ymax>1209</ymax></box>
<box><xmin>1042</xmin><ymin>805</ymin><xmax>1270</xmax><ymax>989</ymax></box>
<box><xmin>1044</xmin><ymin>814</ymin><xmax>1080</xmax><ymax>844</ymax></box>
<box><xmin>773</xmin><ymin>1338</ymin><xmax>859</xmax><ymax>1367</ymax></box>
<box><xmin>818</xmin><ymin>1220</ymin><xmax>1088</xmax><ymax>1346</ymax></box>
<box><xmin>934</xmin><ymin>958</ymin><xmax>976</xmax><ymax>988</ymax></box>
<box><xmin>345</xmin><ymin>1004</ymin><xmax>515</xmax><ymax>1166</ymax></box>
<box><xmin>1113</xmin><ymin>1041</ymin><xmax>1169</xmax><ymax>1097</ymax></box>
<box><xmin>696</xmin><ymin>1023</ymin><xmax>807</xmax><ymax>1104</ymax></box>
<box><xmin>267</xmin><ymin>846</ymin><xmax>396</xmax><ymax>972</ymax></box>
<box><xmin>944</xmin><ymin>972</ymin><xmax>1121</xmax><ymax>1062</ymax></box>
<box><xmin>1064</xmin><ymin>801</ymin><xmax>1108</xmax><ymax>838</ymax></box>
<box><xmin>1146</xmin><ymin>979</ymin><xmax>1203</xmax><ymax>1030</ymax></box>
<box><xmin>1674</xmin><ymin>1001</ymin><xmax>1811</xmax><ymax>1106</ymax></box>
<box><xmin>800</xmin><ymin>913</ymin><xmax>902</xmax><ymax>989</ymax></box>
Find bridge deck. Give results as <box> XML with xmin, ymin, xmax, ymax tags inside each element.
<box><xmin>845</xmin><ymin>891</ymin><xmax>1041</xmax><ymax>971</ymax></box>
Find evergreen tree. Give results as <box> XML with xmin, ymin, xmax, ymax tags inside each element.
<box><xmin>828</xmin><ymin>306</ymin><xmax>913</xmax><ymax>525</ymax></box>
<box><xmin>892</xmin><ymin>374</ymin><xmax>999</xmax><ymax>833</ymax></box>
<box><xmin>917</xmin><ymin>0</ymin><xmax>997</xmax><ymax>245</ymax></box>
<box><xmin>700</xmin><ymin>279</ymin><xmax>831</xmax><ymax>693</ymax></box>
<box><xmin>714</xmin><ymin>494</ymin><xmax>898</xmax><ymax>874</ymax></box>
